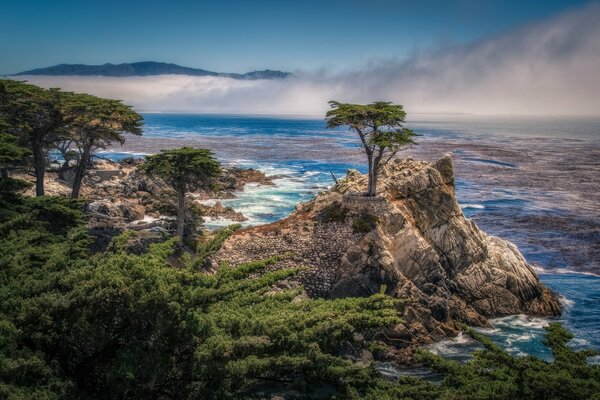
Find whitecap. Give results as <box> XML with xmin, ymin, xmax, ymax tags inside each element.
<box><xmin>559</xmin><ymin>295</ymin><xmax>575</xmax><ymax>310</ymax></box>
<box><xmin>538</xmin><ymin>268</ymin><xmax>600</xmax><ymax>277</ymax></box>
<box><xmin>490</xmin><ymin>314</ymin><xmax>550</xmax><ymax>330</ymax></box>
<box><xmin>460</xmin><ymin>203</ymin><xmax>485</xmax><ymax>210</ymax></box>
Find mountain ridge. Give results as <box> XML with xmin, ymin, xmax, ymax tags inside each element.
<box><xmin>13</xmin><ymin>61</ymin><xmax>292</xmax><ymax>80</ymax></box>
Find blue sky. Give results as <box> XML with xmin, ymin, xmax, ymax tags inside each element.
<box><xmin>0</xmin><ymin>0</ymin><xmax>592</xmax><ymax>74</ymax></box>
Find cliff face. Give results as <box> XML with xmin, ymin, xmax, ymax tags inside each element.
<box><xmin>212</xmin><ymin>156</ymin><xmax>561</xmax><ymax>344</ymax></box>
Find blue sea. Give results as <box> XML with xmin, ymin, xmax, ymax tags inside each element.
<box><xmin>104</xmin><ymin>113</ymin><xmax>600</xmax><ymax>365</ymax></box>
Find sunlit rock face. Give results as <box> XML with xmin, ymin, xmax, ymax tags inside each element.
<box><xmin>212</xmin><ymin>155</ymin><xmax>561</xmax><ymax>345</ymax></box>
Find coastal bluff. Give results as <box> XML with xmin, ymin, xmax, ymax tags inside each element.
<box><xmin>211</xmin><ymin>155</ymin><xmax>561</xmax><ymax>345</ymax></box>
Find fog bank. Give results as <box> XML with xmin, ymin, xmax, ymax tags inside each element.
<box><xmin>16</xmin><ymin>3</ymin><xmax>600</xmax><ymax>116</ymax></box>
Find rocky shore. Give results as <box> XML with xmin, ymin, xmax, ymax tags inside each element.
<box><xmin>16</xmin><ymin>154</ymin><xmax>562</xmax><ymax>362</ymax></box>
<box><xmin>15</xmin><ymin>158</ymin><xmax>273</xmax><ymax>250</ymax></box>
<box><xmin>210</xmin><ymin>155</ymin><xmax>561</xmax><ymax>358</ymax></box>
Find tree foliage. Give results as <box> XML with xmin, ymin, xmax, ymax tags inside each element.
<box><xmin>0</xmin><ymin>185</ymin><xmax>401</xmax><ymax>399</ymax></box>
<box><xmin>0</xmin><ymin>79</ymin><xmax>142</xmax><ymax>198</ymax></box>
<box><xmin>0</xmin><ymin>80</ymin><xmax>68</xmax><ymax>195</ymax></box>
<box><xmin>325</xmin><ymin>101</ymin><xmax>417</xmax><ymax>196</ymax></box>
<box><xmin>0</xmin><ymin>171</ymin><xmax>599</xmax><ymax>399</ymax></box>
<box><xmin>0</xmin><ymin>117</ymin><xmax>30</xmax><ymax>178</ymax></box>
<box><xmin>61</xmin><ymin>92</ymin><xmax>143</xmax><ymax>198</ymax></box>
<box><xmin>194</xmin><ymin>223</ymin><xmax>242</xmax><ymax>267</ymax></box>
<box><xmin>141</xmin><ymin>147</ymin><xmax>221</xmax><ymax>246</ymax></box>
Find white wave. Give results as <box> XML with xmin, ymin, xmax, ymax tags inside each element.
<box><xmin>535</xmin><ymin>267</ymin><xmax>600</xmax><ymax>277</ymax></box>
<box><xmin>473</xmin><ymin>327</ymin><xmax>501</xmax><ymax>334</ymax></box>
<box><xmin>559</xmin><ymin>295</ymin><xmax>575</xmax><ymax>310</ymax></box>
<box><xmin>202</xmin><ymin>217</ymin><xmax>248</xmax><ymax>230</ymax></box>
<box><xmin>490</xmin><ymin>315</ymin><xmax>550</xmax><ymax>330</ymax></box>
<box><xmin>424</xmin><ymin>332</ymin><xmax>475</xmax><ymax>356</ymax></box>
<box><xmin>505</xmin><ymin>332</ymin><xmax>536</xmax><ymax>344</ymax></box>
<box><xmin>460</xmin><ymin>203</ymin><xmax>485</xmax><ymax>210</ymax></box>
<box><xmin>570</xmin><ymin>337</ymin><xmax>590</xmax><ymax>347</ymax></box>
<box><xmin>303</xmin><ymin>171</ymin><xmax>321</xmax><ymax>177</ymax></box>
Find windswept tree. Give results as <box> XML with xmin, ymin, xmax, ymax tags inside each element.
<box><xmin>63</xmin><ymin>93</ymin><xmax>143</xmax><ymax>198</ymax></box>
<box><xmin>326</xmin><ymin>101</ymin><xmax>417</xmax><ymax>196</ymax></box>
<box><xmin>141</xmin><ymin>147</ymin><xmax>220</xmax><ymax>246</ymax></box>
<box><xmin>0</xmin><ymin>80</ymin><xmax>67</xmax><ymax>196</ymax></box>
<box><xmin>0</xmin><ymin>117</ymin><xmax>29</xmax><ymax>179</ymax></box>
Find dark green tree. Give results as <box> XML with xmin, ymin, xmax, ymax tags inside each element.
<box><xmin>0</xmin><ymin>117</ymin><xmax>29</xmax><ymax>178</ymax></box>
<box><xmin>0</xmin><ymin>80</ymin><xmax>68</xmax><ymax>196</ymax></box>
<box><xmin>326</xmin><ymin>101</ymin><xmax>417</xmax><ymax>196</ymax></box>
<box><xmin>141</xmin><ymin>147</ymin><xmax>221</xmax><ymax>246</ymax></box>
<box><xmin>62</xmin><ymin>93</ymin><xmax>143</xmax><ymax>198</ymax></box>
<box><xmin>1</xmin><ymin>177</ymin><xmax>599</xmax><ymax>399</ymax></box>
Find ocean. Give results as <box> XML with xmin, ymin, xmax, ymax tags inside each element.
<box><xmin>104</xmin><ymin>113</ymin><xmax>600</xmax><ymax>364</ymax></box>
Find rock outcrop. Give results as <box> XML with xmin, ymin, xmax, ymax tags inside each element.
<box><xmin>212</xmin><ymin>156</ymin><xmax>561</xmax><ymax>345</ymax></box>
<box><xmin>17</xmin><ymin>158</ymin><xmax>274</xmax><ymax>250</ymax></box>
<box><xmin>197</xmin><ymin>201</ymin><xmax>248</xmax><ymax>222</ymax></box>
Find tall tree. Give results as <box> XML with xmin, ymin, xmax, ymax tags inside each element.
<box><xmin>141</xmin><ymin>147</ymin><xmax>220</xmax><ymax>246</ymax></box>
<box><xmin>326</xmin><ymin>101</ymin><xmax>417</xmax><ymax>196</ymax></box>
<box><xmin>0</xmin><ymin>80</ymin><xmax>68</xmax><ymax>196</ymax></box>
<box><xmin>0</xmin><ymin>117</ymin><xmax>29</xmax><ymax>178</ymax></box>
<box><xmin>63</xmin><ymin>93</ymin><xmax>143</xmax><ymax>198</ymax></box>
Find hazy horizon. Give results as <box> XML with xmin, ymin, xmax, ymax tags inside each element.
<box><xmin>3</xmin><ymin>1</ymin><xmax>600</xmax><ymax>116</ymax></box>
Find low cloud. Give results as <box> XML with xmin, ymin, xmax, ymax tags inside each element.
<box><xmin>16</xmin><ymin>2</ymin><xmax>600</xmax><ymax>116</ymax></box>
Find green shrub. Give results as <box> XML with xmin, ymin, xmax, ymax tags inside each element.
<box><xmin>318</xmin><ymin>201</ymin><xmax>349</xmax><ymax>223</ymax></box>
<box><xmin>2</xmin><ymin>183</ymin><xmax>599</xmax><ymax>399</ymax></box>
<box><xmin>352</xmin><ymin>214</ymin><xmax>379</xmax><ymax>233</ymax></box>
<box><xmin>194</xmin><ymin>223</ymin><xmax>242</xmax><ymax>267</ymax></box>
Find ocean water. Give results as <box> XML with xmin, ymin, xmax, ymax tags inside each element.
<box><xmin>104</xmin><ymin>113</ymin><xmax>600</xmax><ymax>364</ymax></box>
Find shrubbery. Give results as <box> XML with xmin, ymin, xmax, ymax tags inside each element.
<box><xmin>0</xmin><ymin>187</ymin><xmax>401</xmax><ymax>399</ymax></box>
<box><xmin>194</xmin><ymin>223</ymin><xmax>242</xmax><ymax>267</ymax></box>
<box><xmin>318</xmin><ymin>201</ymin><xmax>349</xmax><ymax>223</ymax></box>
<box><xmin>1</xmin><ymin>182</ymin><xmax>599</xmax><ymax>399</ymax></box>
<box><xmin>352</xmin><ymin>214</ymin><xmax>379</xmax><ymax>234</ymax></box>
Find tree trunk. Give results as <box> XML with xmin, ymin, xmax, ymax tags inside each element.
<box><xmin>1</xmin><ymin>168</ymin><xmax>8</xmax><ymax>179</ymax></box>
<box><xmin>366</xmin><ymin>154</ymin><xmax>376</xmax><ymax>197</ymax></box>
<box><xmin>71</xmin><ymin>150</ymin><xmax>89</xmax><ymax>199</ymax></box>
<box><xmin>32</xmin><ymin>139</ymin><xmax>45</xmax><ymax>196</ymax></box>
<box><xmin>369</xmin><ymin>149</ymin><xmax>385</xmax><ymax>197</ymax></box>
<box><xmin>369</xmin><ymin>172</ymin><xmax>378</xmax><ymax>197</ymax></box>
<box><xmin>176</xmin><ymin>188</ymin><xmax>186</xmax><ymax>247</ymax></box>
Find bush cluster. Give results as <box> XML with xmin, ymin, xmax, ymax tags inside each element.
<box><xmin>1</xmin><ymin>181</ymin><xmax>599</xmax><ymax>399</ymax></box>
<box><xmin>352</xmin><ymin>214</ymin><xmax>379</xmax><ymax>234</ymax></box>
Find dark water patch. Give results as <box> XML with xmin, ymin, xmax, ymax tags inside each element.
<box><xmin>471</xmin><ymin>210</ymin><xmax>600</xmax><ymax>273</ymax></box>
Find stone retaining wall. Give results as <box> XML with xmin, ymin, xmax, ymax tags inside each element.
<box><xmin>342</xmin><ymin>193</ymin><xmax>389</xmax><ymax>216</ymax></box>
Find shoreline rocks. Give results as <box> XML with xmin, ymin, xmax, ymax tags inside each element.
<box><xmin>211</xmin><ymin>155</ymin><xmax>561</xmax><ymax>347</ymax></box>
<box><xmin>16</xmin><ymin>158</ymin><xmax>273</xmax><ymax>250</ymax></box>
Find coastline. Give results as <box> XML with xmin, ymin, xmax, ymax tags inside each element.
<box><xmin>108</xmin><ymin>114</ymin><xmax>600</xmax><ymax>274</ymax></box>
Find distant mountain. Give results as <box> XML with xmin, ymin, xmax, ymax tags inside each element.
<box><xmin>13</xmin><ymin>61</ymin><xmax>292</xmax><ymax>80</ymax></box>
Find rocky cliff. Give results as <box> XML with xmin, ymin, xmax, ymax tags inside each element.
<box><xmin>212</xmin><ymin>156</ymin><xmax>561</xmax><ymax>346</ymax></box>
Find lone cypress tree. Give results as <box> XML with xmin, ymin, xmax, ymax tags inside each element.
<box><xmin>326</xmin><ymin>101</ymin><xmax>417</xmax><ymax>196</ymax></box>
<box><xmin>141</xmin><ymin>147</ymin><xmax>220</xmax><ymax>246</ymax></box>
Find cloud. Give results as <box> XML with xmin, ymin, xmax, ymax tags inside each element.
<box><xmin>15</xmin><ymin>2</ymin><xmax>600</xmax><ymax>116</ymax></box>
